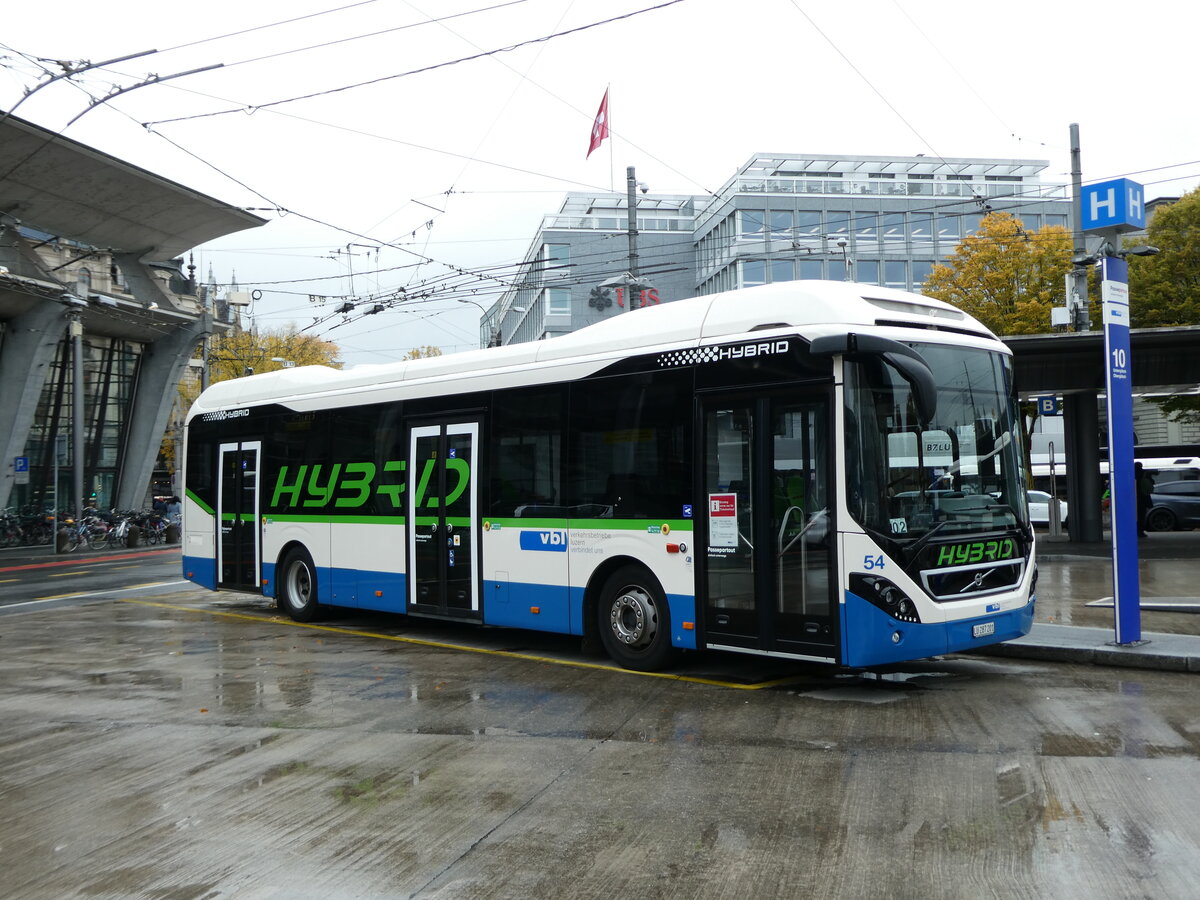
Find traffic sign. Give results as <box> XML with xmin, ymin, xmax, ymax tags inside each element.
<box><xmin>1036</xmin><ymin>395</ymin><xmax>1059</xmax><ymax>416</ymax></box>
<box><xmin>14</xmin><ymin>455</ymin><xmax>29</xmax><ymax>485</ymax></box>
<box><xmin>1081</xmin><ymin>178</ymin><xmax>1145</xmax><ymax>234</ymax></box>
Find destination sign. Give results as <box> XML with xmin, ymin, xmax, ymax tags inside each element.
<box><xmin>933</xmin><ymin>538</ymin><xmax>1018</xmax><ymax>569</ymax></box>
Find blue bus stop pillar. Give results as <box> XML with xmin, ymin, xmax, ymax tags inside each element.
<box><xmin>1101</xmin><ymin>255</ymin><xmax>1141</xmax><ymax>644</ymax></box>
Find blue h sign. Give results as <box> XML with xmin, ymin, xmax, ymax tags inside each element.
<box><xmin>1081</xmin><ymin>178</ymin><xmax>1146</xmax><ymax>234</ymax></box>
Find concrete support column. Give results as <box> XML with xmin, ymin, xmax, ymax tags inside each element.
<box><xmin>114</xmin><ymin>315</ymin><xmax>209</xmax><ymax>509</ymax></box>
<box><xmin>0</xmin><ymin>301</ymin><xmax>69</xmax><ymax>510</ymax></box>
<box><xmin>1063</xmin><ymin>392</ymin><xmax>1103</xmax><ymax>543</ymax></box>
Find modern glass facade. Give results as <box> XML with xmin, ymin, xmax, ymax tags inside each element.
<box><xmin>18</xmin><ymin>336</ymin><xmax>143</xmax><ymax>511</ymax></box>
<box><xmin>486</xmin><ymin>153</ymin><xmax>1072</xmax><ymax>347</ymax></box>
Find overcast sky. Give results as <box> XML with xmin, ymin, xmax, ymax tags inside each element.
<box><xmin>4</xmin><ymin>0</ymin><xmax>1197</xmax><ymax>365</ymax></box>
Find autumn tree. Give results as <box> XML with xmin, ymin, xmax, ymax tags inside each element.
<box><xmin>159</xmin><ymin>326</ymin><xmax>342</xmax><ymax>479</ymax></box>
<box><xmin>205</xmin><ymin>326</ymin><xmax>342</xmax><ymax>382</ymax></box>
<box><xmin>1123</xmin><ymin>188</ymin><xmax>1200</xmax><ymax>424</ymax></box>
<box><xmin>404</xmin><ymin>345</ymin><xmax>443</xmax><ymax>360</ymax></box>
<box><xmin>1126</xmin><ymin>187</ymin><xmax>1200</xmax><ymax>328</ymax></box>
<box><xmin>922</xmin><ymin>211</ymin><xmax>1072</xmax><ymax>336</ymax></box>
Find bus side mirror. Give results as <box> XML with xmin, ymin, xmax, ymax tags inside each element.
<box><xmin>810</xmin><ymin>333</ymin><xmax>938</xmax><ymax>426</ymax></box>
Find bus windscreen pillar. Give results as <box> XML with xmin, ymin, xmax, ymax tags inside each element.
<box><xmin>1082</xmin><ymin>177</ymin><xmax>1145</xmax><ymax>645</ymax></box>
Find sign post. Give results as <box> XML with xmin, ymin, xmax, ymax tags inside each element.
<box><xmin>1081</xmin><ymin>177</ymin><xmax>1146</xmax><ymax>645</ymax></box>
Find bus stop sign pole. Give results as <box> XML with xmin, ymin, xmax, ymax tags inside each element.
<box><xmin>1101</xmin><ymin>255</ymin><xmax>1141</xmax><ymax>644</ymax></box>
<box><xmin>1082</xmin><ymin>176</ymin><xmax>1145</xmax><ymax>645</ymax></box>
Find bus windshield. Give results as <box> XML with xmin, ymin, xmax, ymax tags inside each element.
<box><xmin>844</xmin><ymin>341</ymin><xmax>1028</xmax><ymax>553</ymax></box>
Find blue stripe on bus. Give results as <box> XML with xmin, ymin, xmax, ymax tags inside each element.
<box><xmin>229</xmin><ymin>564</ymin><xmax>699</xmax><ymax>652</ymax></box>
<box><xmin>842</xmin><ymin>589</ymin><xmax>1035</xmax><ymax>668</ymax></box>
<box><xmin>183</xmin><ymin>555</ymin><xmax>217</xmax><ymax>590</ymax></box>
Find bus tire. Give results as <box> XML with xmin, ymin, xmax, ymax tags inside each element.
<box><xmin>598</xmin><ymin>564</ymin><xmax>676</xmax><ymax>672</ymax></box>
<box><xmin>278</xmin><ymin>547</ymin><xmax>320</xmax><ymax>622</ymax></box>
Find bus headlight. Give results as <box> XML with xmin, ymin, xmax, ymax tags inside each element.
<box><xmin>850</xmin><ymin>573</ymin><xmax>921</xmax><ymax>623</ymax></box>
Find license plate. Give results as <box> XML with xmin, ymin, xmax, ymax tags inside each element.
<box><xmin>972</xmin><ymin>621</ymin><xmax>995</xmax><ymax>638</ymax></box>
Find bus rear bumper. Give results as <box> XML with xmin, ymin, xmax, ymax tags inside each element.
<box><xmin>182</xmin><ymin>555</ymin><xmax>217</xmax><ymax>590</ymax></box>
<box><xmin>843</xmin><ymin>591</ymin><xmax>1035</xmax><ymax>668</ymax></box>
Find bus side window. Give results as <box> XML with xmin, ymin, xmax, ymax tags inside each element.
<box><xmin>490</xmin><ymin>387</ymin><xmax>564</xmax><ymax>518</ymax></box>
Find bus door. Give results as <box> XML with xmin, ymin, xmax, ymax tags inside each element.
<box><xmin>701</xmin><ymin>395</ymin><xmax>837</xmax><ymax>660</ymax></box>
<box><xmin>217</xmin><ymin>441</ymin><xmax>261</xmax><ymax>590</ymax></box>
<box><xmin>407</xmin><ymin>421</ymin><xmax>481</xmax><ymax>618</ymax></box>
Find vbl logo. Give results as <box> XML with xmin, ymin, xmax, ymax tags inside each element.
<box><xmin>519</xmin><ymin>530</ymin><xmax>568</xmax><ymax>552</ymax></box>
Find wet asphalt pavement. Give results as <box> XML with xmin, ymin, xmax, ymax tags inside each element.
<box><xmin>1</xmin><ymin>534</ymin><xmax>1199</xmax><ymax>898</ymax></box>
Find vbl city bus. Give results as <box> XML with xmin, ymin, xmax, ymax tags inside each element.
<box><xmin>183</xmin><ymin>281</ymin><xmax>1036</xmax><ymax>670</ymax></box>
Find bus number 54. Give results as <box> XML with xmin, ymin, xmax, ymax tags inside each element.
<box><xmin>863</xmin><ymin>554</ymin><xmax>885</xmax><ymax>570</ymax></box>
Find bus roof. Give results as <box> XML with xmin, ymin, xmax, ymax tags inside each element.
<box><xmin>189</xmin><ymin>281</ymin><xmax>994</xmax><ymax>419</ymax></box>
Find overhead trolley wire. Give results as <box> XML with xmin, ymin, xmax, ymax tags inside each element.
<box><xmin>140</xmin><ymin>0</ymin><xmax>690</xmax><ymax>127</ymax></box>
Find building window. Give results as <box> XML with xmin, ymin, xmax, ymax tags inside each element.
<box><xmin>769</xmin><ymin>210</ymin><xmax>793</xmax><ymax>238</ymax></box>
<box><xmin>542</xmin><ymin>243</ymin><xmax>569</xmax><ymax>274</ymax></box>
<box><xmin>76</xmin><ymin>267</ymin><xmax>92</xmax><ymax>297</ymax></box>
<box><xmin>796</xmin><ymin>211</ymin><xmax>822</xmax><ymax>240</ymax></box>
<box><xmin>742</xmin><ymin>259</ymin><xmax>766</xmax><ymax>287</ymax></box>
<box><xmin>910</xmin><ymin>213</ymin><xmax>932</xmax><ymax>244</ymax></box>
<box><xmin>829</xmin><ymin>260</ymin><xmax>848</xmax><ymax>282</ymax></box>
<box><xmin>937</xmin><ymin>214</ymin><xmax>961</xmax><ymax>243</ymax></box>
<box><xmin>856</xmin><ymin>213</ymin><xmax>877</xmax><ymax>243</ymax></box>
<box><xmin>740</xmin><ymin>210</ymin><xmax>764</xmax><ymax>237</ymax></box>
<box><xmin>827</xmin><ymin>210</ymin><xmax>851</xmax><ymax>239</ymax></box>
<box><xmin>856</xmin><ymin>259</ymin><xmax>879</xmax><ymax>285</ymax></box>
<box><xmin>882</xmin><ymin>213</ymin><xmax>905</xmax><ymax>243</ymax></box>
<box><xmin>912</xmin><ymin>260</ymin><xmax>934</xmax><ymax>289</ymax></box>
<box><xmin>771</xmin><ymin>259</ymin><xmax>794</xmax><ymax>283</ymax></box>
<box><xmin>546</xmin><ymin>287</ymin><xmax>571</xmax><ymax>314</ymax></box>
<box><xmin>798</xmin><ymin>259</ymin><xmax>822</xmax><ymax>280</ymax></box>
<box><xmin>885</xmin><ymin>260</ymin><xmax>907</xmax><ymax>289</ymax></box>
<box><xmin>1045</xmin><ymin>214</ymin><xmax>1068</xmax><ymax>230</ymax></box>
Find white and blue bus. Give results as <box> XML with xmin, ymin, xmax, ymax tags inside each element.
<box><xmin>182</xmin><ymin>281</ymin><xmax>1036</xmax><ymax>671</ymax></box>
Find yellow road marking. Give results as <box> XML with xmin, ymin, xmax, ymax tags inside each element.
<box><xmin>50</xmin><ymin>570</ymin><xmax>91</xmax><ymax>577</ymax></box>
<box><xmin>120</xmin><ymin>598</ymin><xmax>804</xmax><ymax>691</ymax></box>
<box><xmin>33</xmin><ymin>591</ymin><xmax>89</xmax><ymax>601</ymax></box>
<box><xmin>0</xmin><ymin>578</ymin><xmax>18</xmax><ymax>583</ymax></box>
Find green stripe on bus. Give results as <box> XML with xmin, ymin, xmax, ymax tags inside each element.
<box><xmin>486</xmin><ymin>518</ymin><xmax>694</xmax><ymax>532</ymax></box>
<box><xmin>268</xmin><ymin>514</ymin><xmax>407</xmax><ymax>525</ymax></box>
<box><xmin>187</xmin><ymin>490</ymin><xmax>214</xmax><ymax>516</ymax></box>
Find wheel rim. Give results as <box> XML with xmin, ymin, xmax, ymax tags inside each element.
<box><xmin>608</xmin><ymin>585</ymin><xmax>658</xmax><ymax>650</ymax></box>
<box><xmin>286</xmin><ymin>561</ymin><xmax>312</xmax><ymax>609</ymax></box>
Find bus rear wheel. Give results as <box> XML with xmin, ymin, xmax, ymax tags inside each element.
<box><xmin>278</xmin><ymin>547</ymin><xmax>320</xmax><ymax>622</ymax></box>
<box><xmin>598</xmin><ymin>565</ymin><xmax>675</xmax><ymax>671</ymax></box>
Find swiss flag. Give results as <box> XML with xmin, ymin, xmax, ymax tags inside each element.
<box><xmin>586</xmin><ymin>89</ymin><xmax>609</xmax><ymax>159</ymax></box>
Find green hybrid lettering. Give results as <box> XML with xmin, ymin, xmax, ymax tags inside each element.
<box><xmin>269</xmin><ymin>458</ymin><xmax>476</xmax><ymax>512</ymax></box>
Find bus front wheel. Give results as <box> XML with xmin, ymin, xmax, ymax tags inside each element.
<box><xmin>598</xmin><ymin>565</ymin><xmax>675</xmax><ymax>671</ymax></box>
<box><xmin>278</xmin><ymin>547</ymin><xmax>320</xmax><ymax>622</ymax></box>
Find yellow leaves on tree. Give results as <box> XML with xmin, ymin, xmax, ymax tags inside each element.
<box><xmin>922</xmin><ymin>212</ymin><xmax>1071</xmax><ymax>336</ymax></box>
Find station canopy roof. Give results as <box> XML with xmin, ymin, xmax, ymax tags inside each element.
<box><xmin>0</xmin><ymin>114</ymin><xmax>265</xmax><ymax>261</ymax></box>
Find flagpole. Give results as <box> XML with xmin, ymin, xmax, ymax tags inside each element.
<box><xmin>607</xmin><ymin>84</ymin><xmax>614</xmax><ymax>192</ymax></box>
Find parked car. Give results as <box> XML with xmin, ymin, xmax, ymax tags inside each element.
<box><xmin>1146</xmin><ymin>480</ymin><xmax>1200</xmax><ymax>532</ymax></box>
<box><xmin>1026</xmin><ymin>489</ymin><xmax>1068</xmax><ymax>527</ymax></box>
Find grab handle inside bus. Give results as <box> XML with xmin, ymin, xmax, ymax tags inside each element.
<box><xmin>810</xmin><ymin>333</ymin><xmax>938</xmax><ymax>426</ymax></box>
